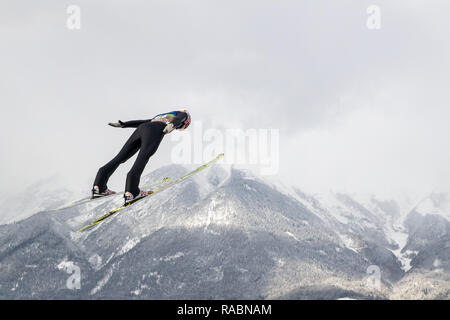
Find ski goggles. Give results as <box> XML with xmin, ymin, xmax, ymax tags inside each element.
<box><xmin>181</xmin><ymin>113</ymin><xmax>191</xmax><ymax>130</ymax></box>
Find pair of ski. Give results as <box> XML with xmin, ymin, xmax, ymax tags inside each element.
<box><xmin>55</xmin><ymin>177</ymin><xmax>171</xmax><ymax>211</ymax></box>
<box><xmin>76</xmin><ymin>153</ymin><xmax>224</xmax><ymax>232</ymax></box>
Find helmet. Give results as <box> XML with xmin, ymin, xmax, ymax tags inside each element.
<box><xmin>180</xmin><ymin>110</ymin><xmax>191</xmax><ymax>130</ymax></box>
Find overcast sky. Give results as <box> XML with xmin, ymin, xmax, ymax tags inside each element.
<box><xmin>1</xmin><ymin>1</ymin><xmax>449</xmax><ymax>201</ymax></box>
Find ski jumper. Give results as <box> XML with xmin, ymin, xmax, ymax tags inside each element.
<box><xmin>93</xmin><ymin>110</ymin><xmax>190</xmax><ymax>197</ymax></box>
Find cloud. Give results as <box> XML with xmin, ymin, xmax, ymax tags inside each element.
<box><xmin>0</xmin><ymin>1</ymin><xmax>449</xmax><ymax>200</ymax></box>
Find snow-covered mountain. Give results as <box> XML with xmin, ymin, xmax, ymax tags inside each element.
<box><xmin>0</xmin><ymin>175</ymin><xmax>78</xmax><ymax>225</ymax></box>
<box><xmin>390</xmin><ymin>193</ymin><xmax>450</xmax><ymax>299</ymax></box>
<box><xmin>0</xmin><ymin>165</ymin><xmax>448</xmax><ymax>299</ymax></box>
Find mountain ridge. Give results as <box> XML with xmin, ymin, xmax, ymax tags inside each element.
<box><xmin>0</xmin><ymin>164</ymin><xmax>448</xmax><ymax>299</ymax></box>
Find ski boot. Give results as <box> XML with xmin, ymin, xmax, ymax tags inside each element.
<box><xmin>91</xmin><ymin>186</ymin><xmax>116</xmax><ymax>199</ymax></box>
<box><xmin>124</xmin><ymin>190</ymin><xmax>148</xmax><ymax>203</ymax></box>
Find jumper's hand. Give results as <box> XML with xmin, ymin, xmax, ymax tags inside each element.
<box><xmin>108</xmin><ymin>120</ymin><xmax>125</xmax><ymax>128</ymax></box>
<box><xmin>163</xmin><ymin>123</ymin><xmax>175</xmax><ymax>134</ymax></box>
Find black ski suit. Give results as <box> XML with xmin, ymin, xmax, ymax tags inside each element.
<box><xmin>93</xmin><ymin>111</ymin><xmax>189</xmax><ymax>197</ymax></box>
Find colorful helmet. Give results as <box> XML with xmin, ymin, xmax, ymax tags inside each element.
<box><xmin>181</xmin><ymin>110</ymin><xmax>191</xmax><ymax>129</ymax></box>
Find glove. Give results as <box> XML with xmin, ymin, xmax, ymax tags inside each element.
<box><xmin>163</xmin><ymin>123</ymin><xmax>175</xmax><ymax>134</ymax></box>
<box><xmin>108</xmin><ymin>120</ymin><xmax>125</xmax><ymax>128</ymax></box>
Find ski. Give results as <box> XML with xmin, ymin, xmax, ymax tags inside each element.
<box><xmin>55</xmin><ymin>177</ymin><xmax>171</xmax><ymax>211</ymax></box>
<box><xmin>77</xmin><ymin>153</ymin><xmax>224</xmax><ymax>232</ymax></box>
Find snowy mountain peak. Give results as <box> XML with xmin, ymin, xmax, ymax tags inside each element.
<box><xmin>0</xmin><ymin>165</ymin><xmax>448</xmax><ymax>299</ymax></box>
<box><xmin>412</xmin><ymin>192</ymin><xmax>450</xmax><ymax>221</ymax></box>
